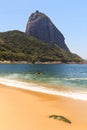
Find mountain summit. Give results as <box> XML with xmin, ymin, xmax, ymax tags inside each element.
<box><xmin>25</xmin><ymin>10</ymin><xmax>69</xmax><ymax>51</ymax></box>
<box><xmin>0</xmin><ymin>11</ymin><xmax>83</xmax><ymax>63</ymax></box>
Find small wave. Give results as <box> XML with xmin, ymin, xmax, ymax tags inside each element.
<box><xmin>0</xmin><ymin>73</ymin><xmax>33</xmax><ymax>81</ymax></box>
<box><xmin>0</xmin><ymin>78</ymin><xmax>87</xmax><ymax>101</ymax></box>
<box><xmin>5</xmin><ymin>73</ymin><xmax>20</xmax><ymax>79</ymax></box>
<box><xmin>63</xmin><ymin>78</ymin><xmax>87</xmax><ymax>81</ymax></box>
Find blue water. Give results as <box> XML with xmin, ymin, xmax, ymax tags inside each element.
<box><xmin>0</xmin><ymin>64</ymin><xmax>87</xmax><ymax>100</ymax></box>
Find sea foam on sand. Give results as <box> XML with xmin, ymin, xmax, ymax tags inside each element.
<box><xmin>0</xmin><ymin>78</ymin><xmax>87</xmax><ymax>101</ymax></box>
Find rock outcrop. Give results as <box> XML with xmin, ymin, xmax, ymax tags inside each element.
<box><xmin>25</xmin><ymin>10</ymin><xmax>69</xmax><ymax>51</ymax></box>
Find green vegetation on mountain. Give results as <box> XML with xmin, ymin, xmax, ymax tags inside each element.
<box><xmin>0</xmin><ymin>30</ymin><xmax>83</xmax><ymax>63</ymax></box>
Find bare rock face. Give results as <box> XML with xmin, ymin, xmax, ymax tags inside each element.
<box><xmin>25</xmin><ymin>10</ymin><xmax>69</xmax><ymax>51</ymax></box>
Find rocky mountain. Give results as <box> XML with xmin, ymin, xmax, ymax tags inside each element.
<box><xmin>0</xmin><ymin>30</ymin><xmax>83</xmax><ymax>63</ymax></box>
<box><xmin>0</xmin><ymin>11</ymin><xmax>84</xmax><ymax>63</ymax></box>
<box><xmin>25</xmin><ymin>10</ymin><xmax>69</xmax><ymax>51</ymax></box>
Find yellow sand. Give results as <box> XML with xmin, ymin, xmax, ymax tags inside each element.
<box><xmin>0</xmin><ymin>84</ymin><xmax>87</xmax><ymax>130</ymax></box>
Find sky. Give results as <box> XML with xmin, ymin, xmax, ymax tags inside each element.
<box><xmin>0</xmin><ymin>0</ymin><xmax>87</xmax><ymax>59</ymax></box>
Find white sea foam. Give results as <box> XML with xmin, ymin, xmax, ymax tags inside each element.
<box><xmin>0</xmin><ymin>78</ymin><xmax>87</xmax><ymax>101</ymax></box>
<box><xmin>63</xmin><ymin>78</ymin><xmax>87</xmax><ymax>81</ymax></box>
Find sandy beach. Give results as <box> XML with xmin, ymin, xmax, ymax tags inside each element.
<box><xmin>0</xmin><ymin>84</ymin><xmax>87</xmax><ymax>130</ymax></box>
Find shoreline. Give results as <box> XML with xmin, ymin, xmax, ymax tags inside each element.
<box><xmin>0</xmin><ymin>60</ymin><xmax>86</xmax><ymax>64</ymax></box>
<box><xmin>0</xmin><ymin>84</ymin><xmax>87</xmax><ymax>130</ymax></box>
<box><xmin>0</xmin><ymin>77</ymin><xmax>87</xmax><ymax>101</ymax></box>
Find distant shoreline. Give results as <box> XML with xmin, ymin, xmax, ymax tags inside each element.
<box><xmin>0</xmin><ymin>60</ymin><xmax>86</xmax><ymax>64</ymax></box>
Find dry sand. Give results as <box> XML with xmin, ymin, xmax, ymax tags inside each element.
<box><xmin>0</xmin><ymin>84</ymin><xmax>87</xmax><ymax>130</ymax></box>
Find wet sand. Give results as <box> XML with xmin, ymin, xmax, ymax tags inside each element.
<box><xmin>0</xmin><ymin>84</ymin><xmax>87</xmax><ymax>130</ymax></box>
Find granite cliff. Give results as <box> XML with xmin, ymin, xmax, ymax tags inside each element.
<box><xmin>26</xmin><ymin>10</ymin><xmax>69</xmax><ymax>51</ymax></box>
<box><xmin>0</xmin><ymin>11</ymin><xmax>84</xmax><ymax>63</ymax></box>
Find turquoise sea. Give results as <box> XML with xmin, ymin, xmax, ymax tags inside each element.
<box><xmin>0</xmin><ymin>64</ymin><xmax>87</xmax><ymax>100</ymax></box>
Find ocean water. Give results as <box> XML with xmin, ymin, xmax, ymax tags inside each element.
<box><xmin>0</xmin><ymin>64</ymin><xmax>87</xmax><ymax>100</ymax></box>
